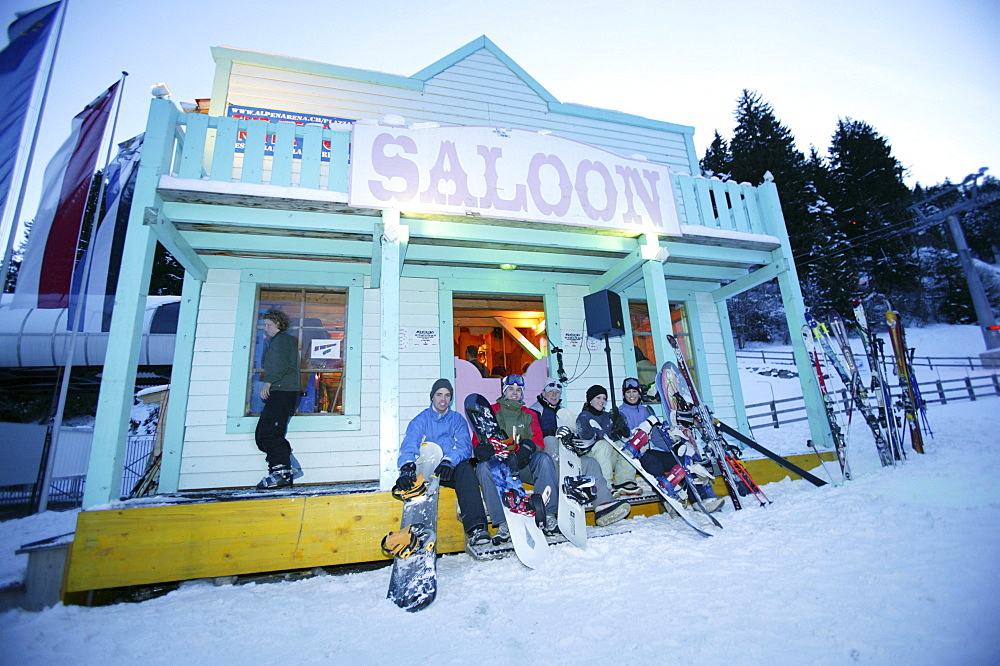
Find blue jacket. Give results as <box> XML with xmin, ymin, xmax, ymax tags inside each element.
<box><xmin>619</xmin><ymin>400</ymin><xmax>673</xmax><ymax>452</ymax></box>
<box><xmin>397</xmin><ymin>403</ymin><xmax>473</xmax><ymax>468</ymax></box>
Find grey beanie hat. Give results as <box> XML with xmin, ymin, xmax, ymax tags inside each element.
<box><xmin>430</xmin><ymin>378</ymin><xmax>454</xmax><ymax>401</ymax></box>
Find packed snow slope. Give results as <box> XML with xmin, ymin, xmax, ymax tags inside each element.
<box><xmin>2</xmin><ymin>326</ymin><xmax>999</xmax><ymax>664</ymax></box>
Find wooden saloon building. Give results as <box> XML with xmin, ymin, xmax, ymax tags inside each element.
<box><xmin>64</xmin><ymin>36</ymin><xmax>829</xmax><ymax>599</ymax></box>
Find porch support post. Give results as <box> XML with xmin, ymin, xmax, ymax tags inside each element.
<box><xmin>378</xmin><ymin>209</ymin><xmax>402</xmax><ymax>489</ymax></box>
<box><xmin>158</xmin><ymin>272</ymin><xmax>203</xmax><ymax>492</ymax></box>
<box><xmin>759</xmin><ymin>175</ymin><xmax>831</xmax><ymax>449</ymax></box>
<box><xmin>83</xmin><ymin>98</ymin><xmax>175</xmax><ymax>507</ymax></box>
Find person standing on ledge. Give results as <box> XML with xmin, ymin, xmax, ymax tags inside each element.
<box><xmin>255</xmin><ymin>309</ymin><xmax>300</xmax><ymax>490</ymax></box>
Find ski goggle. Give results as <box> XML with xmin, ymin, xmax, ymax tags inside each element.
<box><xmin>623</xmin><ymin>378</ymin><xmax>642</xmax><ymax>391</ymax></box>
<box><xmin>502</xmin><ymin>374</ymin><xmax>525</xmax><ymax>387</ymax></box>
<box><xmin>543</xmin><ymin>381</ymin><xmax>563</xmax><ymax>392</ymax></box>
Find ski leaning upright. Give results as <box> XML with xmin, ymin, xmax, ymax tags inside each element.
<box><xmin>885</xmin><ymin>305</ymin><xmax>929</xmax><ymax>454</ymax></box>
<box><xmin>664</xmin><ymin>335</ymin><xmax>746</xmax><ymax>510</ymax></box>
<box><xmin>801</xmin><ymin>324</ymin><xmax>852</xmax><ymax>480</ymax></box>
<box><xmin>808</xmin><ymin>313</ymin><xmax>894</xmax><ymax>468</ymax></box>
<box><xmin>851</xmin><ymin>300</ymin><xmax>904</xmax><ymax>462</ymax></box>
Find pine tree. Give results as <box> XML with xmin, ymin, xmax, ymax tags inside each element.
<box><xmin>825</xmin><ymin>118</ymin><xmax>917</xmax><ymax>310</ymax></box>
<box><xmin>700</xmin><ymin>130</ymin><xmax>732</xmax><ymax>179</ymax></box>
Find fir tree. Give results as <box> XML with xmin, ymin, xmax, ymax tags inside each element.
<box><xmin>825</xmin><ymin>118</ymin><xmax>916</xmax><ymax>311</ymax></box>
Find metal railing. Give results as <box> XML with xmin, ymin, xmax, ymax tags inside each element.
<box><xmin>0</xmin><ymin>434</ymin><xmax>155</xmax><ymax>511</ymax></box>
<box><xmin>746</xmin><ymin>373</ymin><xmax>1000</xmax><ymax>429</ymax></box>
<box><xmin>737</xmin><ymin>349</ymin><xmax>997</xmax><ymax>371</ymax></box>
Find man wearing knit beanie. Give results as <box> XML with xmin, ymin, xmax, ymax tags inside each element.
<box><xmin>395</xmin><ymin>378</ymin><xmax>491</xmax><ymax>552</ymax></box>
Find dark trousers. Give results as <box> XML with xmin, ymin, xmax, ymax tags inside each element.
<box><xmin>255</xmin><ymin>390</ymin><xmax>298</xmax><ymax>468</ymax></box>
<box><xmin>640</xmin><ymin>449</ymin><xmax>715</xmax><ymax>499</ymax></box>
<box><xmin>445</xmin><ymin>459</ymin><xmax>488</xmax><ymax>532</ymax></box>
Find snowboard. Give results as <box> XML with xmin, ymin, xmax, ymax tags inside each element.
<box><xmin>655</xmin><ymin>363</ymin><xmax>726</xmax><ymax>524</ymax></box>
<box><xmin>385</xmin><ymin>440</ymin><xmax>442</xmax><ymax>612</ymax></box>
<box><xmin>464</xmin><ymin>393</ymin><xmax>550</xmax><ymax>569</ymax></box>
<box><xmin>556</xmin><ymin>433</ymin><xmax>590</xmax><ymax>549</ymax></box>
<box><xmin>601</xmin><ymin>433</ymin><xmax>713</xmax><ymax>538</ymax></box>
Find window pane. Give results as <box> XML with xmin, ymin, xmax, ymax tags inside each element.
<box><xmin>248</xmin><ymin>286</ymin><xmax>348</xmax><ymax>416</ymax></box>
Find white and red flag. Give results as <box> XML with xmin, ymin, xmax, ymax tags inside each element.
<box><xmin>12</xmin><ymin>81</ymin><xmax>120</xmax><ymax>309</ymax></box>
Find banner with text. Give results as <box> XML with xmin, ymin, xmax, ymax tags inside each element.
<box><xmin>349</xmin><ymin>124</ymin><xmax>681</xmax><ymax>235</ymax></box>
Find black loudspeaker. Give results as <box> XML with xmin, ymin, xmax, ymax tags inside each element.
<box><xmin>584</xmin><ymin>290</ymin><xmax>625</xmax><ymax>338</ymax></box>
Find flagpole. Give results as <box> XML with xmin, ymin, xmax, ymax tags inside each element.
<box><xmin>36</xmin><ymin>70</ymin><xmax>127</xmax><ymax>513</ymax></box>
<box><xmin>0</xmin><ymin>0</ymin><xmax>68</xmax><ymax>293</ymax></box>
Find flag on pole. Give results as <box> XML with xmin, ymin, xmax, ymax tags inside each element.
<box><xmin>11</xmin><ymin>80</ymin><xmax>120</xmax><ymax>309</ymax></box>
<box><xmin>67</xmin><ymin>133</ymin><xmax>143</xmax><ymax>331</ymax></box>
<box><xmin>0</xmin><ymin>2</ymin><xmax>62</xmax><ymax>232</ymax></box>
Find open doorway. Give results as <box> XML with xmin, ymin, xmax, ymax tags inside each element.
<box><xmin>453</xmin><ymin>294</ymin><xmax>547</xmax><ymax>378</ymax></box>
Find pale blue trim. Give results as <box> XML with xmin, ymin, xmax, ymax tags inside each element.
<box><xmin>225</xmin><ymin>268</ymin><xmax>364</xmax><ymax>435</ymax></box>
<box><xmin>202</xmin><ymin>255</ymin><xmax>372</xmax><ymax>275</ymax></box>
<box><xmin>438</xmin><ymin>289</ymin><xmax>455</xmax><ymax>382</ymax></box>
<box><xmin>403</xmin><ymin>264</ymin><xmax>597</xmax><ymax>286</ymax></box>
<box><xmin>683</xmin><ymin>133</ymin><xmax>700</xmax><ymax>175</ymax></box>
<box><xmin>548</xmin><ymin>102</ymin><xmax>695</xmax><ymax>138</ymax></box>
<box><xmin>158</xmin><ymin>274</ymin><xmax>203</xmax><ymax>493</ymax></box>
<box><xmin>211</xmin><ymin>46</ymin><xmax>423</xmax><ymax>91</ymax></box>
<box><xmin>716</xmin><ymin>298</ymin><xmax>749</xmax><ymax>432</ymax></box>
<box><xmin>411</xmin><ymin>35</ymin><xmax>558</xmax><ymax>104</ymax></box>
<box><xmin>542</xmin><ymin>291</ymin><xmax>562</xmax><ymax>379</ymax></box>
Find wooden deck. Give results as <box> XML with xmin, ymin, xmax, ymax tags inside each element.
<box><xmin>62</xmin><ymin>451</ymin><xmax>836</xmax><ymax>601</ymax></box>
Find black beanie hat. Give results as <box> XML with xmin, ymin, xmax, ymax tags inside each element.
<box><xmin>586</xmin><ymin>385</ymin><xmax>608</xmax><ymax>403</ymax></box>
<box><xmin>430</xmin><ymin>378</ymin><xmax>454</xmax><ymax>402</ymax></box>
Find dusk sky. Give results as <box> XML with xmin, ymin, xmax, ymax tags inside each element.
<box><xmin>4</xmin><ymin>0</ymin><xmax>998</xmax><ymax>238</ymax></box>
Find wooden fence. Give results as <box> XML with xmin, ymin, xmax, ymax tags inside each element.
<box><xmin>747</xmin><ymin>372</ymin><xmax>1000</xmax><ymax>429</ymax></box>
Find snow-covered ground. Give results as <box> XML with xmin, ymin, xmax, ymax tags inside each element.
<box><xmin>2</xmin><ymin>325</ymin><xmax>999</xmax><ymax>664</ymax></box>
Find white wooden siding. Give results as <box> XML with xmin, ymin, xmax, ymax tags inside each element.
<box><xmin>693</xmin><ymin>291</ymin><xmax>736</xmax><ymax>423</ymax></box>
<box><xmin>178</xmin><ymin>268</ymin><xmax>384</xmax><ymax>489</ymax></box>
<box><xmin>225</xmin><ymin>49</ymin><xmax>693</xmax><ymax>176</ymax></box>
<box><xmin>554</xmin><ymin>284</ymin><xmax>627</xmax><ymax>410</ymax></box>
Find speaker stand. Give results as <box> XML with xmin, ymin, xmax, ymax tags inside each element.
<box><xmin>603</xmin><ymin>333</ymin><xmax>617</xmax><ymax>411</ymax></box>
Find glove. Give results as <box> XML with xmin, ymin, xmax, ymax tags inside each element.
<box><xmin>556</xmin><ymin>425</ymin><xmax>574</xmax><ymax>447</ymax></box>
<box><xmin>611</xmin><ymin>409</ymin><xmax>630</xmax><ymax>440</ymax></box>
<box><xmin>394</xmin><ymin>462</ymin><xmax>417</xmax><ymax>492</ymax></box>
<box><xmin>514</xmin><ymin>439</ymin><xmax>536</xmax><ymax>469</ymax></box>
<box><xmin>434</xmin><ymin>460</ymin><xmax>455</xmax><ymax>484</ymax></box>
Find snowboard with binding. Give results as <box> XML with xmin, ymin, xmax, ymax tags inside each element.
<box><xmin>464</xmin><ymin>393</ymin><xmax>550</xmax><ymax>568</ymax></box>
<box><xmin>602</xmin><ymin>433</ymin><xmax>713</xmax><ymax>538</ymax></box>
<box><xmin>655</xmin><ymin>363</ymin><xmax>727</xmax><ymax>523</ymax></box>
<box><xmin>555</xmin><ymin>425</ymin><xmax>592</xmax><ymax>549</ymax></box>
<box><xmin>385</xmin><ymin>440</ymin><xmax>442</xmax><ymax>612</ymax></box>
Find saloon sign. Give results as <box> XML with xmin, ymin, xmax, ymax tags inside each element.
<box><xmin>349</xmin><ymin>124</ymin><xmax>681</xmax><ymax>235</ymax></box>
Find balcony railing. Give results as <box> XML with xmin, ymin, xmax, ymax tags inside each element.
<box><xmin>155</xmin><ymin>102</ymin><xmax>781</xmax><ymax>237</ymax></box>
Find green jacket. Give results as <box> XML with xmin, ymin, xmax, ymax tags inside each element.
<box><xmin>262</xmin><ymin>330</ymin><xmax>300</xmax><ymax>392</ymax></box>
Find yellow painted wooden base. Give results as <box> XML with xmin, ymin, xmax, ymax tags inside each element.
<box><xmin>63</xmin><ymin>452</ymin><xmax>834</xmax><ymax>599</ymax></box>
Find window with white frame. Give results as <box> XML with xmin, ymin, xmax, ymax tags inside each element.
<box><xmin>247</xmin><ymin>286</ymin><xmax>348</xmax><ymax>416</ymax></box>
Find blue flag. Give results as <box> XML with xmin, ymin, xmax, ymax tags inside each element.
<box><xmin>0</xmin><ymin>2</ymin><xmax>61</xmax><ymax>234</ymax></box>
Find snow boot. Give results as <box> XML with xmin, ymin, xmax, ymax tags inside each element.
<box><xmin>256</xmin><ymin>464</ymin><xmax>293</xmax><ymax>490</ymax></box>
<box><xmin>491</xmin><ymin>522</ymin><xmax>511</xmax><ymax>546</ymax></box>
<box><xmin>594</xmin><ymin>499</ymin><xmax>631</xmax><ymax>526</ymax></box>
<box><xmin>543</xmin><ymin>512</ymin><xmax>560</xmax><ymax>536</ymax></box>
<box><xmin>694</xmin><ymin>497</ymin><xmax>725</xmax><ymax>513</ymax></box>
<box><xmin>613</xmin><ymin>480</ymin><xmax>642</xmax><ymax>497</ymax></box>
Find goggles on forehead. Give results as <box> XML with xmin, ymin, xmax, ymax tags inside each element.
<box><xmin>543</xmin><ymin>381</ymin><xmax>563</xmax><ymax>392</ymax></box>
<box><xmin>502</xmin><ymin>374</ymin><xmax>525</xmax><ymax>387</ymax></box>
<box><xmin>623</xmin><ymin>377</ymin><xmax>642</xmax><ymax>391</ymax></box>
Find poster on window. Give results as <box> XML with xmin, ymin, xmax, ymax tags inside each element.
<box><xmin>311</xmin><ymin>339</ymin><xmax>341</xmax><ymax>360</ymax></box>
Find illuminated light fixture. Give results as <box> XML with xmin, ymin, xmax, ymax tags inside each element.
<box><xmin>499</xmin><ymin>263</ymin><xmax>517</xmax><ymax>271</ymax></box>
<box><xmin>150</xmin><ymin>83</ymin><xmax>171</xmax><ymax>98</ymax></box>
